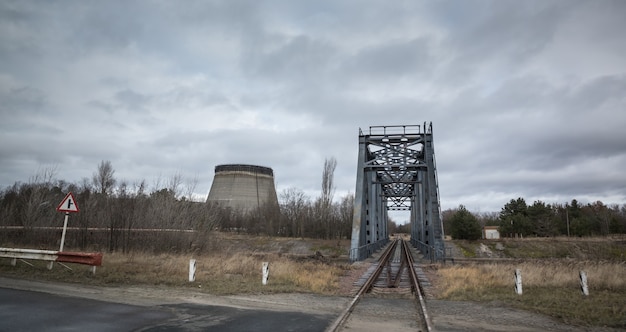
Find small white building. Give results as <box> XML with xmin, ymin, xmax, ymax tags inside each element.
<box><xmin>483</xmin><ymin>226</ymin><xmax>500</xmax><ymax>239</ymax></box>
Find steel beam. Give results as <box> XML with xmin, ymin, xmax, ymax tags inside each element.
<box><xmin>350</xmin><ymin>123</ymin><xmax>445</xmax><ymax>262</ymax></box>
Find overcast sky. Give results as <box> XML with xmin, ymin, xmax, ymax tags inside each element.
<box><xmin>1</xmin><ymin>1</ymin><xmax>625</xmax><ymax>217</ymax></box>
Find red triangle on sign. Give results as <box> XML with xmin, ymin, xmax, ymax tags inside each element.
<box><xmin>57</xmin><ymin>192</ymin><xmax>80</xmax><ymax>213</ymax></box>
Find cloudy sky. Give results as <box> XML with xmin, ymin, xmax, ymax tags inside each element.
<box><xmin>1</xmin><ymin>1</ymin><xmax>625</xmax><ymax>217</ymax></box>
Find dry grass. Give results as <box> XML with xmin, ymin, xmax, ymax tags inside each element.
<box><xmin>434</xmin><ymin>261</ymin><xmax>626</xmax><ymax>327</ymax></box>
<box><xmin>437</xmin><ymin>261</ymin><xmax>626</xmax><ymax>295</ymax></box>
<box><xmin>456</xmin><ymin>236</ymin><xmax>626</xmax><ymax>260</ymax></box>
<box><xmin>3</xmin><ymin>235</ymin><xmax>625</xmax><ymax>328</ymax></box>
<box><xmin>0</xmin><ymin>241</ymin><xmax>347</xmax><ymax>295</ymax></box>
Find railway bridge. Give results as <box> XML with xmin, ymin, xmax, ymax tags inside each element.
<box><xmin>349</xmin><ymin>123</ymin><xmax>445</xmax><ymax>262</ymax></box>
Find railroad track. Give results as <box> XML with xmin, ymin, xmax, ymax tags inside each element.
<box><xmin>326</xmin><ymin>239</ymin><xmax>432</xmax><ymax>332</ymax></box>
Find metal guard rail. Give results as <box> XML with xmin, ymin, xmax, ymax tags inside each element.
<box><xmin>1</xmin><ymin>247</ymin><xmax>103</xmax><ymax>273</ymax></box>
<box><xmin>349</xmin><ymin>238</ymin><xmax>390</xmax><ymax>262</ymax></box>
<box><xmin>411</xmin><ymin>239</ymin><xmax>446</xmax><ymax>263</ymax></box>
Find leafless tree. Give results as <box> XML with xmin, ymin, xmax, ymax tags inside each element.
<box><xmin>320</xmin><ymin>157</ymin><xmax>337</xmax><ymax>239</ymax></box>
<box><xmin>92</xmin><ymin>160</ymin><xmax>116</xmax><ymax>196</ymax></box>
<box><xmin>183</xmin><ymin>174</ymin><xmax>199</xmax><ymax>202</ymax></box>
<box><xmin>279</xmin><ymin>187</ymin><xmax>310</xmax><ymax>238</ymax></box>
<box><xmin>74</xmin><ymin>179</ymin><xmax>96</xmax><ymax>250</ymax></box>
<box><xmin>21</xmin><ymin>166</ymin><xmax>58</xmax><ymax>229</ymax></box>
<box><xmin>337</xmin><ymin>192</ymin><xmax>354</xmax><ymax>239</ymax></box>
<box><xmin>167</xmin><ymin>172</ymin><xmax>183</xmax><ymax>199</ymax></box>
<box><xmin>321</xmin><ymin>157</ymin><xmax>337</xmax><ymax>207</ymax></box>
<box><xmin>92</xmin><ymin>161</ymin><xmax>117</xmax><ymax>251</ymax></box>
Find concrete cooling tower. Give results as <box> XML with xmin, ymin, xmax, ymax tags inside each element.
<box><xmin>206</xmin><ymin>164</ymin><xmax>279</xmax><ymax>212</ymax></box>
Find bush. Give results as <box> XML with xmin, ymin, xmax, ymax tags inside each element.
<box><xmin>450</xmin><ymin>205</ymin><xmax>482</xmax><ymax>240</ymax></box>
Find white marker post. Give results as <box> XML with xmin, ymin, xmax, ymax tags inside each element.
<box><xmin>189</xmin><ymin>259</ymin><xmax>197</xmax><ymax>282</ymax></box>
<box><xmin>514</xmin><ymin>269</ymin><xmax>523</xmax><ymax>295</ymax></box>
<box><xmin>56</xmin><ymin>192</ymin><xmax>80</xmax><ymax>254</ymax></box>
<box><xmin>262</xmin><ymin>262</ymin><xmax>269</xmax><ymax>285</ymax></box>
<box><xmin>580</xmin><ymin>271</ymin><xmax>589</xmax><ymax>296</ymax></box>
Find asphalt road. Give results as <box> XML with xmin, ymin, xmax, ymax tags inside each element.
<box><xmin>0</xmin><ymin>287</ymin><xmax>333</xmax><ymax>331</ymax></box>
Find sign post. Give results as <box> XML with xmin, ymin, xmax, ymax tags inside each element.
<box><xmin>56</xmin><ymin>192</ymin><xmax>80</xmax><ymax>252</ymax></box>
<box><xmin>59</xmin><ymin>212</ymin><xmax>70</xmax><ymax>252</ymax></box>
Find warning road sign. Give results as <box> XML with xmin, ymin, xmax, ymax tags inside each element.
<box><xmin>57</xmin><ymin>192</ymin><xmax>79</xmax><ymax>213</ymax></box>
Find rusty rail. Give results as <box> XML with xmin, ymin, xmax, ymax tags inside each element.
<box><xmin>325</xmin><ymin>240</ymin><xmax>399</xmax><ymax>332</ymax></box>
<box><xmin>401</xmin><ymin>240</ymin><xmax>432</xmax><ymax>331</ymax></box>
<box><xmin>326</xmin><ymin>239</ymin><xmax>432</xmax><ymax>331</ymax></box>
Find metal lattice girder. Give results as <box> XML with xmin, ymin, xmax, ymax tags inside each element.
<box><xmin>350</xmin><ymin>123</ymin><xmax>445</xmax><ymax>262</ymax></box>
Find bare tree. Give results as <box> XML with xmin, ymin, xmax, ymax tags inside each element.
<box><xmin>21</xmin><ymin>166</ymin><xmax>58</xmax><ymax>229</ymax></box>
<box><xmin>92</xmin><ymin>160</ymin><xmax>116</xmax><ymax>196</ymax></box>
<box><xmin>320</xmin><ymin>157</ymin><xmax>337</xmax><ymax>239</ymax></box>
<box><xmin>337</xmin><ymin>192</ymin><xmax>354</xmax><ymax>239</ymax></box>
<box><xmin>92</xmin><ymin>161</ymin><xmax>117</xmax><ymax>251</ymax></box>
<box><xmin>321</xmin><ymin>157</ymin><xmax>337</xmax><ymax>206</ymax></box>
<box><xmin>74</xmin><ymin>178</ymin><xmax>95</xmax><ymax>250</ymax></box>
<box><xmin>183</xmin><ymin>174</ymin><xmax>199</xmax><ymax>202</ymax></box>
<box><xmin>167</xmin><ymin>172</ymin><xmax>183</xmax><ymax>199</ymax></box>
<box><xmin>280</xmin><ymin>187</ymin><xmax>310</xmax><ymax>238</ymax></box>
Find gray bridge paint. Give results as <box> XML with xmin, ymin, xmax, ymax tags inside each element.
<box><xmin>350</xmin><ymin>123</ymin><xmax>445</xmax><ymax>262</ymax></box>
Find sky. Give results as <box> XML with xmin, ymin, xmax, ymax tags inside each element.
<box><xmin>1</xmin><ymin>0</ymin><xmax>625</xmax><ymax>217</ymax></box>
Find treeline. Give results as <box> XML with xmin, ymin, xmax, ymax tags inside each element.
<box><xmin>443</xmin><ymin>198</ymin><xmax>626</xmax><ymax>240</ymax></box>
<box><xmin>6</xmin><ymin>162</ymin><xmax>622</xmax><ymax>252</ymax></box>
<box><xmin>0</xmin><ymin>164</ymin><xmax>219</xmax><ymax>253</ymax></box>
<box><xmin>0</xmin><ymin>160</ymin><xmax>353</xmax><ymax>253</ymax></box>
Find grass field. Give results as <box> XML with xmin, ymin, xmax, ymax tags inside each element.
<box><xmin>0</xmin><ymin>234</ymin><xmax>351</xmax><ymax>295</ymax></box>
<box><xmin>435</xmin><ymin>237</ymin><xmax>626</xmax><ymax>328</ymax></box>
<box><xmin>1</xmin><ymin>234</ymin><xmax>625</xmax><ymax>327</ymax></box>
<box><xmin>434</xmin><ymin>261</ymin><xmax>626</xmax><ymax>327</ymax></box>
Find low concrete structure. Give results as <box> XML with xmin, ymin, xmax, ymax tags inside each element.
<box><xmin>483</xmin><ymin>226</ymin><xmax>500</xmax><ymax>239</ymax></box>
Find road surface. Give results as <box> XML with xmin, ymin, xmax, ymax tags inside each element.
<box><xmin>0</xmin><ymin>281</ymin><xmax>334</xmax><ymax>332</ymax></box>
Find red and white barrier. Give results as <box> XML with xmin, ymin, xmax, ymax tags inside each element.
<box><xmin>57</xmin><ymin>251</ymin><xmax>103</xmax><ymax>266</ymax></box>
<box><xmin>0</xmin><ymin>247</ymin><xmax>103</xmax><ymax>274</ymax></box>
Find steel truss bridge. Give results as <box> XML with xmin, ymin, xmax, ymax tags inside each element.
<box><xmin>350</xmin><ymin>123</ymin><xmax>445</xmax><ymax>262</ymax></box>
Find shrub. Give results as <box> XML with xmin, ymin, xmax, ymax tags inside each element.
<box><xmin>450</xmin><ymin>205</ymin><xmax>482</xmax><ymax>240</ymax></box>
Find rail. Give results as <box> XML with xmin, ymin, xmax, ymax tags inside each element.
<box><xmin>328</xmin><ymin>239</ymin><xmax>432</xmax><ymax>331</ymax></box>
<box><xmin>401</xmin><ymin>240</ymin><xmax>432</xmax><ymax>331</ymax></box>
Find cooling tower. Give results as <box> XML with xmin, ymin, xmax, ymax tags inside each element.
<box><xmin>206</xmin><ymin>164</ymin><xmax>279</xmax><ymax>212</ymax></box>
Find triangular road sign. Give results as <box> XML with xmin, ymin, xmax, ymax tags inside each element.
<box><xmin>57</xmin><ymin>192</ymin><xmax>80</xmax><ymax>213</ymax></box>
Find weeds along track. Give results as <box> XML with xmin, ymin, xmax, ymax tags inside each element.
<box><xmin>327</xmin><ymin>239</ymin><xmax>432</xmax><ymax>332</ymax></box>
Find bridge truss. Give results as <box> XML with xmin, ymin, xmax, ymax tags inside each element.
<box><xmin>349</xmin><ymin>123</ymin><xmax>445</xmax><ymax>262</ymax></box>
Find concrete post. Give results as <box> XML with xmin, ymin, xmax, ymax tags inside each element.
<box><xmin>515</xmin><ymin>269</ymin><xmax>523</xmax><ymax>295</ymax></box>
<box><xmin>580</xmin><ymin>270</ymin><xmax>589</xmax><ymax>296</ymax></box>
<box><xmin>189</xmin><ymin>259</ymin><xmax>196</xmax><ymax>282</ymax></box>
<box><xmin>262</xmin><ymin>262</ymin><xmax>269</xmax><ymax>285</ymax></box>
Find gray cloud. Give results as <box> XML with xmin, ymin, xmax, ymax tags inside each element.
<box><xmin>1</xmin><ymin>1</ymin><xmax>625</xmax><ymax>216</ymax></box>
